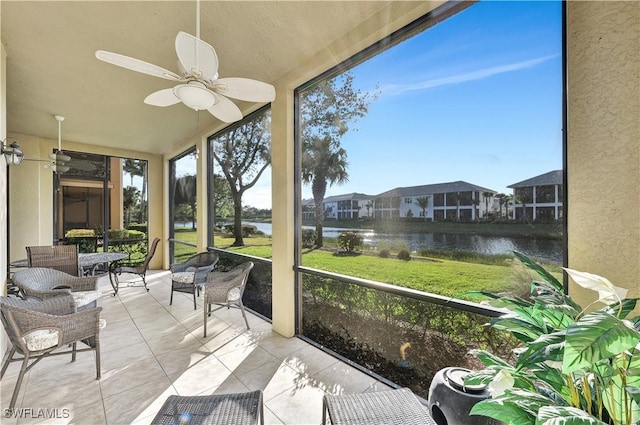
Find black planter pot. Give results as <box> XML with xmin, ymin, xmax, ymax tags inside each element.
<box><xmin>428</xmin><ymin>367</ymin><xmax>501</xmax><ymax>425</ymax></box>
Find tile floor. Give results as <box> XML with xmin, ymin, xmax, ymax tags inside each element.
<box><xmin>1</xmin><ymin>271</ymin><xmax>393</xmax><ymax>424</ymax></box>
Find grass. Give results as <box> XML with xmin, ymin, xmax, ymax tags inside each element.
<box><xmin>174</xmin><ymin>229</ymin><xmax>557</xmax><ymax>298</ymax></box>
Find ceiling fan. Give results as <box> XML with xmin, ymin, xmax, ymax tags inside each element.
<box><xmin>24</xmin><ymin>115</ymin><xmax>95</xmax><ymax>173</ymax></box>
<box><xmin>94</xmin><ymin>2</ymin><xmax>275</xmax><ymax>123</ymax></box>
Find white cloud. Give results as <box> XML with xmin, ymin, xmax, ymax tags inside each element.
<box><xmin>380</xmin><ymin>54</ymin><xmax>559</xmax><ymax>97</ymax></box>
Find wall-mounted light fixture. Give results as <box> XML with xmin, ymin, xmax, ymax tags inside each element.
<box><xmin>1</xmin><ymin>138</ymin><xmax>24</xmax><ymax>166</ymax></box>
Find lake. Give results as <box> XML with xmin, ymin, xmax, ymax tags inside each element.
<box><xmin>243</xmin><ymin>221</ymin><xmax>563</xmax><ymax>263</ymax></box>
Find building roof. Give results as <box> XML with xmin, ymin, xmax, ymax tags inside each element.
<box><xmin>508</xmin><ymin>170</ymin><xmax>563</xmax><ymax>188</ymax></box>
<box><xmin>323</xmin><ymin>193</ymin><xmax>374</xmax><ymax>203</ymax></box>
<box><xmin>375</xmin><ymin>181</ymin><xmax>496</xmax><ymax>198</ymax></box>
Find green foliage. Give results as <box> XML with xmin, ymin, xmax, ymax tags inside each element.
<box><xmin>397</xmin><ymin>249</ymin><xmax>411</xmax><ymax>261</ymax></box>
<box><xmin>467</xmin><ymin>252</ymin><xmax>640</xmax><ymax>425</ymax></box>
<box><xmin>337</xmin><ymin>231</ymin><xmax>363</xmax><ymax>253</ymax></box>
<box><xmin>126</xmin><ymin>223</ymin><xmax>148</xmax><ymax>234</ymax></box>
<box><xmin>302</xmin><ymin>229</ymin><xmax>317</xmax><ymax>248</ymax></box>
<box><xmin>65</xmin><ymin>228</ymin><xmax>95</xmax><ymax>237</ymax></box>
<box><xmin>224</xmin><ymin>224</ymin><xmax>258</xmax><ymax>237</ymax></box>
<box><xmin>379</xmin><ymin>248</ymin><xmax>391</xmax><ymax>258</ymax></box>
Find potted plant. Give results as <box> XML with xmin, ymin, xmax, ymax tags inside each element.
<box><xmin>466</xmin><ymin>251</ymin><xmax>640</xmax><ymax>425</ymax></box>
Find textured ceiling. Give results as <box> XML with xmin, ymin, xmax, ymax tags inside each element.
<box><xmin>2</xmin><ymin>1</ymin><xmax>423</xmax><ymax>155</ymax></box>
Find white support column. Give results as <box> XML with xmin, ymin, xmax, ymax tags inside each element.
<box><xmin>270</xmin><ymin>84</ymin><xmax>296</xmax><ymax>337</ymax></box>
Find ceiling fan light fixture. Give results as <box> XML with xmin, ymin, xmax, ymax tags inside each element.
<box><xmin>45</xmin><ymin>163</ymin><xmax>70</xmax><ymax>173</ymax></box>
<box><xmin>173</xmin><ymin>83</ymin><xmax>217</xmax><ymax>111</ymax></box>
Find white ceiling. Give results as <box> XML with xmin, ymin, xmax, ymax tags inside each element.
<box><xmin>2</xmin><ymin>1</ymin><xmax>429</xmax><ymax>155</ymax></box>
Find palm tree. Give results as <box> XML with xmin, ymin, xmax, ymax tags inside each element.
<box><xmin>482</xmin><ymin>191</ymin><xmax>493</xmax><ymax>219</ymax></box>
<box><xmin>302</xmin><ymin>136</ymin><xmax>348</xmax><ymax>247</ymax></box>
<box><xmin>365</xmin><ymin>200</ymin><xmax>373</xmax><ymax>218</ymax></box>
<box><xmin>416</xmin><ymin>196</ymin><xmax>429</xmax><ymax>221</ymax></box>
<box><xmin>123</xmin><ymin>159</ymin><xmax>147</xmax><ymax>224</ymax></box>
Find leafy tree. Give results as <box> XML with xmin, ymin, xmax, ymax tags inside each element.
<box><xmin>212</xmin><ymin>173</ymin><xmax>233</xmax><ymax>218</ymax></box>
<box><xmin>123</xmin><ymin>159</ymin><xmax>147</xmax><ymax>224</ymax></box>
<box><xmin>416</xmin><ymin>196</ymin><xmax>429</xmax><ymax>221</ymax></box>
<box><xmin>212</xmin><ymin>109</ymin><xmax>271</xmax><ymax>246</ymax></box>
<box><xmin>300</xmin><ymin>71</ymin><xmax>378</xmax><ymax>247</ymax></box>
<box><xmin>123</xmin><ymin>186</ymin><xmax>140</xmax><ymax>225</ymax></box>
<box><xmin>174</xmin><ymin>174</ymin><xmax>196</xmax><ymax>229</ymax></box>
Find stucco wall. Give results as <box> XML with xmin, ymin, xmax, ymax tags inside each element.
<box><xmin>567</xmin><ymin>2</ymin><xmax>640</xmax><ymax>305</ymax></box>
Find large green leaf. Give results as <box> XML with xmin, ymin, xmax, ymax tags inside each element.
<box><xmin>600</xmin><ymin>298</ymin><xmax>639</xmax><ymax>320</ymax></box>
<box><xmin>537</xmin><ymin>406</ymin><xmax>609</xmax><ymax>425</ymax></box>
<box><xmin>514</xmin><ymin>251</ymin><xmax>563</xmax><ymax>292</ymax></box>
<box><xmin>528</xmin><ymin>363</ymin><xmax>569</xmax><ymax>396</ymax></box>
<box><xmin>518</xmin><ymin>331</ymin><xmax>566</xmax><ymax>367</ymax></box>
<box><xmin>492</xmin><ymin>316</ymin><xmax>548</xmax><ymax>342</ymax></box>
<box><xmin>471</xmin><ymin>399</ymin><xmax>535</xmax><ymax>425</ymax></box>
<box><xmin>626</xmin><ymin>386</ymin><xmax>640</xmax><ymax>408</ymax></box>
<box><xmin>470</xmin><ymin>349</ymin><xmax>514</xmax><ymax>368</ymax></box>
<box><xmin>563</xmin><ymin>311</ymin><xmax>640</xmax><ymax>374</ymax></box>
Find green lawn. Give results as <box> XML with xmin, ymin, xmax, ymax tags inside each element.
<box><xmin>175</xmin><ymin>229</ymin><xmax>546</xmax><ymax>298</ymax></box>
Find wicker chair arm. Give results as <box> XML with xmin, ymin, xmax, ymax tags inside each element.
<box><xmin>193</xmin><ymin>263</ymin><xmax>216</xmax><ymax>283</ymax></box>
<box><xmin>170</xmin><ymin>263</ymin><xmax>189</xmax><ymax>273</ymax></box>
<box><xmin>1</xmin><ymin>292</ymin><xmax>76</xmax><ymax>315</ymax></box>
<box><xmin>4</xmin><ymin>305</ymin><xmax>102</xmax><ymax>347</ymax></box>
<box><xmin>203</xmin><ymin>273</ymin><xmax>246</xmax><ymax>303</ymax></box>
<box><xmin>64</xmin><ymin>276</ymin><xmax>99</xmax><ymax>292</ymax></box>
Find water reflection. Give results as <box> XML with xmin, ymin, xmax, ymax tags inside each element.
<box><xmin>244</xmin><ymin>221</ymin><xmax>563</xmax><ymax>264</ymax></box>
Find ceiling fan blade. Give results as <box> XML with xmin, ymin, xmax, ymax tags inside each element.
<box><xmin>175</xmin><ymin>31</ymin><xmax>218</xmax><ymax>81</ymax></box>
<box><xmin>207</xmin><ymin>95</ymin><xmax>243</xmax><ymax>123</ymax></box>
<box><xmin>144</xmin><ymin>88</ymin><xmax>182</xmax><ymax>107</ymax></box>
<box><xmin>95</xmin><ymin>50</ymin><xmax>183</xmax><ymax>81</ymax></box>
<box><xmin>68</xmin><ymin>161</ymin><xmax>96</xmax><ymax>172</ymax></box>
<box><xmin>50</xmin><ymin>151</ymin><xmax>71</xmax><ymax>163</ymax></box>
<box><xmin>211</xmin><ymin>78</ymin><xmax>276</xmax><ymax>102</ymax></box>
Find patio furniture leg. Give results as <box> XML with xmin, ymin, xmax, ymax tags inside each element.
<box><xmin>193</xmin><ymin>287</ymin><xmax>197</xmax><ymax>310</ymax></box>
<box><xmin>0</xmin><ymin>346</ymin><xmax>16</xmax><ymax>379</ymax></box>
<box><xmin>170</xmin><ymin>284</ymin><xmax>174</xmax><ymax>305</ymax></box>
<box><xmin>95</xmin><ymin>340</ymin><xmax>101</xmax><ymax>379</ymax></box>
<box><xmin>10</xmin><ymin>353</ymin><xmax>30</xmax><ymax>410</ymax></box>
<box><xmin>239</xmin><ymin>301</ymin><xmax>250</xmax><ymax>330</ymax></box>
<box><xmin>71</xmin><ymin>342</ymin><xmax>77</xmax><ymax>362</ymax></box>
<box><xmin>203</xmin><ymin>304</ymin><xmax>208</xmax><ymax>337</ymax></box>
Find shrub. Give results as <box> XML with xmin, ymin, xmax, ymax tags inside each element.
<box><xmin>127</xmin><ymin>223</ymin><xmax>148</xmax><ymax>234</ymax></box>
<box><xmin>397</xmin><ymin>249</ymin><xmax>411</xmax><ymax>261</ymax></box>
<box><xmin>302</xmin><ymin>229</ymin><xmax>317</xmax><ymax>248</ymax></box>
<box><xmin>337</xmin><ymin>231</ymin><xmax>363</xmax><ymax>253</ymax></box>
<box><xmin>378</xmin><ymin>248</ymin><xmax>391</xmax><ymax>258</ymax></box>
<box><xmin>65</xmin><ymin>228</ymin><xmax>95</xmax><ymax>237</ymax></box>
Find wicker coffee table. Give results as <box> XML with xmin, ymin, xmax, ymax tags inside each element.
<box><xmin>151</xmin><ymin>390</ymin><xmax>264</xmax><ymax>425</ymax></box>
<box><xmin>322</xmin><ymin>388</ymin><xmax>435</xmax><ymax>425</ymax></box>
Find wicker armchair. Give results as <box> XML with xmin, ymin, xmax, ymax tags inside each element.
<box><xmin>0</xmin><ymin>294</ymin><xmax>103</xmax><ymax>410</ymax></box>
<box><xmin>170</xmin><ymin>251</ymin><xmax>219</xmax><ymax>310</ymax></box>
<box><xmin>201</xmin><ymin>261</ymin><xmax>254</xmax><ymax>336</ymax></box>
<box><xmin>12</xmin><ymin>267</ymin><xmax>99</xmax><ymax>308</ymax></box>
<box><xmin>26</xmin><ymin>244</ymin><xmax>81</xmax><ymax>276</ymax></box>
<box><xmin>110</xmin><ymin>237</ymin><xmax>160</xmax><ymax>294</ymax></box>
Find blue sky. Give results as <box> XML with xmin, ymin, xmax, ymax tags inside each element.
<box><xmin>244</xmin><ymin>0</ymin><xmax>561</xmax><ymax>209</ymax></box>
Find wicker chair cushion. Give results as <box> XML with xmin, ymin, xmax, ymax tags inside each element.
<box><xmin>228</xmin><ymin>287</ymin><xmax>241</xmax><ymax>301</ymax></box>
<box><xmin>22</xmin><ymin>329</ymin><xmax>60</xmax><ymax>351</ymax></box>
<box><xmin>71</xmin><ymin>291</ymin><xmax>102</xmax><ymax>308</ymax></box>
<box><xmin>171</xmin><ymin>272</ymin><xmax>195</xmax><ymax>284</ymax></box>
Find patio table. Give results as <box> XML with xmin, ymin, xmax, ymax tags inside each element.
<box><xmin>11</xmin><ymin>252</ymin><xmax>128</xmax><ymax>275</ymax></box>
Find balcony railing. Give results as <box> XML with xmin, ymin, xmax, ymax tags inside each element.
<box><xmin>169</xmin><ymin>245</ymin><xmax>517</xmax><ymax>400</ymax></box>
<box><xmin>296</xmin><ymin>266</ymin><xmax>516</xmax><ymax>399</ymax></box>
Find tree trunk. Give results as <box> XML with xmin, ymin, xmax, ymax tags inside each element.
<box><xmin>232</xmin><ymin>193</ymin><xmax>244</xmax><ymax>246</ymax></box>
<box><xmin>312</xmin><ymin>176</ymin><xmax>327</xmax><ymax>248</ymax></box>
